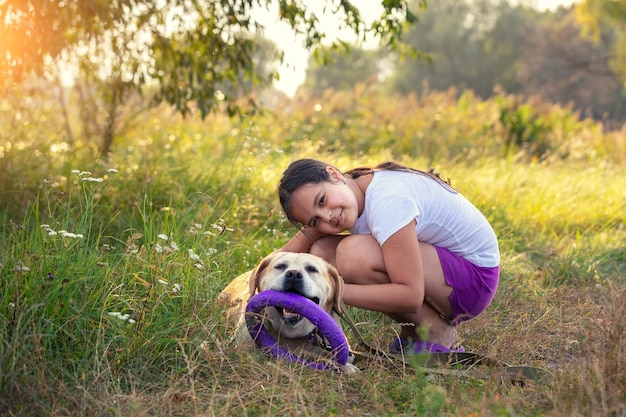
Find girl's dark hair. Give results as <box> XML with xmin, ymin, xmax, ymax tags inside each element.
<box><xmin>278</xmin><ymin>159</ymin><xmax>456</xmax><ymax>226</ymax></box>
<box><xmin>344</xmin><ymin>161</ymin><xmax>457</xmax><ymax>193</ymax></box>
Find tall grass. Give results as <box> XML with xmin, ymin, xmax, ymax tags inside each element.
<box><xmin>1</xmin><ymin>85</ymin><xmax>625</xmax><ymax>416</ymax></box>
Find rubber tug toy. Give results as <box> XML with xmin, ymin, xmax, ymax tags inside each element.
<box><xmin>245</xmin><ymin>290</ymin><xmax>350</xmax><ymax>370</ymax></box>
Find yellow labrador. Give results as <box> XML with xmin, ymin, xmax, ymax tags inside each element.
<box><xmin>218</xmin><ymin>251</ymin><xmax>357</xmax><ymax>372</ymax></box>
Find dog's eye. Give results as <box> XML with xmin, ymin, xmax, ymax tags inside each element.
<box><xmin>305</xmin><ymin>265</ymin><xmax>318</xmax><ymax>274</ymax></box>
<box><xmin>274</xmin><ymin>263</ymin><xmax>287</xmax><ymax>271</ymax></box>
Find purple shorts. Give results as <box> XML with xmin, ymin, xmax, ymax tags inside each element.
<box><xmin>435</xmin><ymin>246</ymin><xmax>499</xmax><ymax>326</ymax></box>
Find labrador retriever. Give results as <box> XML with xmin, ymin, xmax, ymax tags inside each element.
<box><xmin>218</xmin><ymin>251</ymin><xmax>357</xmax><ymax>372</ymax></box>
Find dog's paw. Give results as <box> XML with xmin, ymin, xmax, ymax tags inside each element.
<box><xmin>342</xmin><ymin>362</ymin><xmax>360</xmax><ymax>373</ymax></box>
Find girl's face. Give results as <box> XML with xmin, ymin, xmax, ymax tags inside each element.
<box><xmin>288</xmin><ymin>167</ymin><xmax>359</xmax><ymax>235</ymax></box>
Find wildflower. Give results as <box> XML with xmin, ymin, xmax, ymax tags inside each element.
<box><xmin>172</xmin><ymin>283</ymin><xmax>182</xmax><ymax>295</ymax></box>
<box><xmin>71</xmin><ymin>169</ymin><xmax>81</xmax><ymax>175</ymax></box>
<box><xmin>170</xmin><ymin>241</ymin><xmax>179</xmax><ymax>251</ymax></box>
<box><xmin>81</xmin><ymin>177</ymin><xmax>104</xmax><ymax>183</ymax></box>
<box><xmin>157</xmin><ymin>234</ymin><xmax>169</xmax><ymax>241</ymax></box>
<box><xmin>188</xmin><ymin>223</ymin><xmax>203</xmax><ymax>235</ymax></box>
<box><xmin>13</xmin><ymin>262</ymin><xmax>30</xmax><ymax>273</ymax></box>
<box><xmin>108</xmin><ymin>311</ymin><xmax>133</xmax><ymax>322</ymax></box>
<box><xmin>59</xmin><ymin>230</ymin><xmax>83</xmax><ymax>239</ymax></box>
<box><xmin>107</xmin><ymin>168</ymin><xmax>118</xmax><ymax>174</ymax></box>
<box><xmin>207</xmin><ymin>248</ymin><xmax>218</xmax><ymax>255</ymax></box>
<box><xmin>155</xmin><ymin>243</ymin><xmax>163</xmax><ymax>253</ymax></box>
<box><xmin>158</xmin><ymin>279</ymin><xmax>168</xmax><ymax>285</ymax></box>
<box><xmin>194</xmin><ymin>263</ymin><xmax>204</xmax><ymax>271</ymax></box>
<box><xmin>188</xmin><ymin>249</ymin><xmax>202</xmax><ymax>263</ymax></box>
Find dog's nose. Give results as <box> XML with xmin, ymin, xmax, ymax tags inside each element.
<box><xmin>285</xmin><ymin>269</ymin><xmax>303</xmax><ymax>283</ymax></box>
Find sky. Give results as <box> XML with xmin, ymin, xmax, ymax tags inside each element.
<box><xmin>258</xmin><ymin>0</ymin><xmax>580</xmax><ymax>96</ymax></box>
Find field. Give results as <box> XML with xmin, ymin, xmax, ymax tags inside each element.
<box><xmin>1</xmin><ymin>87</ymin><xmax>625</xmax><ymax>416</ymax></box>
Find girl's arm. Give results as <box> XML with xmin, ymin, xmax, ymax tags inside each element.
<box><xmin>343</xmin><ymin>221</ymin><xmax>425</xmax><ymax>313</ymax></box>
<box><xmin>278</xmin><ymin>227</ymin><xmax>326</xmax><ymax>253</ymax></box>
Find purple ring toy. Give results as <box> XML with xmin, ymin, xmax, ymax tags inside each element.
<box><xmin>245</xmin><ymin>290</ymin><xmax>349</xmax><ymax>370</ymax></box>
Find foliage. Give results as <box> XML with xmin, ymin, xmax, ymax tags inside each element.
<box><xmin>389</xmin><ymin>0</ymin><xmax>536</xmax><ymax>98</ymax></box>
<box><xmin>0</xmin><ymin>0</ymin><xmax>418</xmax><ymax>155</ymax></box>
<box><xmin>520</xmin><ymin>7</ymin><xmax>626</xmax><ymax>123</ymax></box>
<box><xmin>576</xmin><ymin>0</ymin><xmax>626</xmax><ymax>82</ymax></box>
<box><xmin>304</xmin><ymin>45</ymin><xmax>382</xmax><ymax>91</ymax></box>
<box><xmin>300</xmin><ymin>0</ymin><xmax>625</xmax><ymax>125</ymax></box>
<box><xmin>0</xmin><ymin>91</ymin><xmax>625</xmax><ymax>414</ymax></box>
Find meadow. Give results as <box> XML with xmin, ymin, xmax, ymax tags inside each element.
<box><xmin>1</xmin><ymin>86</ymin><xmax>625</xmax><ymax>416</ymax></box>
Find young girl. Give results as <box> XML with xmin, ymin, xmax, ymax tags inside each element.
<box><xmin>277</xmin><ymin>159</ymin><xmax>500</xmax><ymax>353</ymax></box>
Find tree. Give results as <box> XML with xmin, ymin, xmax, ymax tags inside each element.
<box><xmin>389</xmin><ymin>0</ymin><xmax>538</xmax><ymax>98</ymax></box>
<box><xmin>0</xmin><ymin>0</ymin><xmax>417</xmax><ymax>155</ymax></box>
<box><xmin>576</xmin><ymin>0</ymin><xmax>626</xmax><ymax>83</ymax></box>
<box><xmin>519</xmin><ymin>7</ymin><xmax>626</xmax><ymax>122</ymax></box>
<box><xmin>304</xmin><ymin>45</ymin><xmax>382</xmax><ymax>91</ymax></box>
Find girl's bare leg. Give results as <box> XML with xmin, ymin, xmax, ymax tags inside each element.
<box><xmin>331</xmin><ymin>234</ymin><xmax>458</xmax><ymax>347</ymax></box>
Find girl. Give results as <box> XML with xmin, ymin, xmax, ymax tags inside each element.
<box><xmin>277</xmin><ymin>159</ymin><xmax>500</xmax><ymax>353</ymax></box>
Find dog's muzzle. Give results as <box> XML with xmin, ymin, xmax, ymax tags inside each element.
<box><xmin>275</xmin><ymin>269</ymin><xmax>321</xmax><ymax>326</ymax></box>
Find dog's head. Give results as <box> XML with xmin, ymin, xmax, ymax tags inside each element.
<box><xmin>248</xmin><ymin>252</ymin><xmax>344</xmax><ymax>339</ymax></box>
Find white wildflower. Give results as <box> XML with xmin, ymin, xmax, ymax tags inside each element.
<box><xmin>79</xmin><ymin>171</ymin><xmax>92</xmax><ymax>177</ymax></box>
<box><xmin>194</xmin><ymin>263</ymin><xmax>204</xmax><ymax>271</ymax></box>
<box><xmin>128</xmin><ymin>319</ymin><xmax>136</xmax><ymax>324</ymax></box>
<box><xmin>157</xmin><ymin>234</ymin><xmax>169</xmax><ymax>241</ymax></box>
<box><xmin>172</xmin><ymin>283</ymin><xmax>182</xmax><ymax>295</ymax></box>
<box><xmin>107</xmin><ymin>168</ymin><xmax>118</xmax><ymax>174</ymax></box>
<box><xmin>207</xmin><ymin>248</ymin><xmax>217</xmax><ymax>255</ymax></box>
<box><xmin>170</xmin><ymin>241</ymin><xmax>179</xmax><ymax>251</ymax></box>
<box><xmin>13</xmin><ymin>263</ymin><xmax>30</xmax><ymax>272</ymax></box>
<box><xmin>71</xmin><ymin>170</ymin><xmax>81</xmax><ymax>175</ymax></box>
<box><xmin>59</xmin><ymin>230</ymin><xmax>83</xmax><ymax>239</ymax></box>
<box><xmin>8</xmin><ymin>302</ymin><xmax>15</xmax><ymax>308</ymax></box>
<box><xmin>188</xmin><ymin>249</ymin><xmax>202</xmax><ymax>263</ymax></box>
<box><xmin>108</xmin><ymin>311</ymin><xmax>134</xmax><ymax>322</ymax></box>
<box><xmin>82</xmin><ymin>177</ymin><xmax>104</xmax><ymax>183</ymax></box>
<box><xmin>158</xmin><ymin>279</ymin><xmax>168</xmax><ymax>285</ymax></box>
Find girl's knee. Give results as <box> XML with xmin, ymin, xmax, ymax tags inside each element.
<box><xmin>336</xmin><ymin>235</ymin><xmax>385</xmax><ymax>281</ymax></box>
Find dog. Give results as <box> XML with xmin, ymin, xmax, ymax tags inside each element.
<box><xmin>218</xmin><ymin>251</ymin><xmax>357</xmax><ymax>372</ymax></box>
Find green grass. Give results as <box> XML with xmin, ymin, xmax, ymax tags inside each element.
<box><xmin>1</xmin><ymin>88</ymin><xmax>625</xmax><ymax>416</ymax></box>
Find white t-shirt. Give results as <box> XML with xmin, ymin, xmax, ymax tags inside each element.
<box><xmin>349</xmin><ymin>170</ymin><xmax>500</xmax><ymax>267</ymax></box>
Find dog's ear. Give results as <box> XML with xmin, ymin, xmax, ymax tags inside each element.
<box><xmin>247</xmin><ymin>252</ymin><xmax>278</xmax><ymax>298</ymax></box>
<box><xmin>327</xmin><ymin>263</ymin><xmax>345</xmax><ymax>315</ymax></box>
